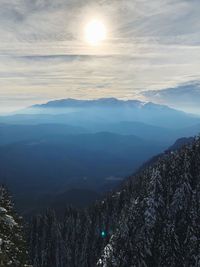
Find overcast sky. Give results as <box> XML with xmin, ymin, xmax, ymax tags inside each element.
<box><xmin>0</xmin><ymin>0</ymin><xmax>200</xmax><ymax>113</ymax></box>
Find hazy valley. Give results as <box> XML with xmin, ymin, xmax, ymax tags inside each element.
<box><xmin>0</xmin><ymin>98</ymin><xmax>200</xmax><ymax>218</ymax></box>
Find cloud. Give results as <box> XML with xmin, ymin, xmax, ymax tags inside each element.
<box><xmin>0</xmin><ymin>0</ymin><xmax>200</xmax><ymax>113</ymax></box>
<box><xmin>142</xmin><ymin>81</ymin><xmax>200</xmax><ymax>114</ymax></box>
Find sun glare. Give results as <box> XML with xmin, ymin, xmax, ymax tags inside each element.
<box><xmin>85</xmin><ymin>19</ymin><xmax>107</xmax><ymax>46</ymax></box>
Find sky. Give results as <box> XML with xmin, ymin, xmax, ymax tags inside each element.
<box><xmin>0</xmin><ymin>0</ymin><xmax>200</xmax><ymax>114</ymax></box>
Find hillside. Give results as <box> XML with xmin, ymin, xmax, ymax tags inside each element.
<box><xmin>0</xmin><ymin>132</ymin><xmax>163</xmax><ymax>215</ymax></box>
<box><xmin>29</xmin><ymin>136</ymin><xmax>200</xmax><ymax>267</ymax></box>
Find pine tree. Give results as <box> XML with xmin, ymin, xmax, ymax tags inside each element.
<box><xmin>29</xmin><ymin>137</ymin><xmax>200</xmax><ymax>267</ymax></box>
<box><xmin>0</xmin><ymin>185</ymin><xmax>30</xmax><ymax>267</ymax></box>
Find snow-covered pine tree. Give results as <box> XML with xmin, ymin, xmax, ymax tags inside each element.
<box><xmin>29</xmin><ymin>136</ymin><xmax>200</xmax><ymax>267</ymax></box>
<box><xmin>97</xmin><ymin>137</ymin><xmax>200</xmax><ymax>267</ymax></box>
<box><xmin>0</xmin><ymin>185</ymin><xmax>30</xmax><ymax>267</ymax></box>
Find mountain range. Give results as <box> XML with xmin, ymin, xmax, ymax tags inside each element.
<box><xmin>0</xmin><ymin>98</ymin><xmax>200</xmax><ymax>266</ymax></box>
<box><xmin>6</xmin><ymin>98</ymin><xmax>199</xmax><ymax>129</ymax></box>
<box><xmin>0</xmin><ymin>132</ymin><xmax>162</xmax><ymax>216</ymax></box>
<box><xmin>0</xmin><ymin>98</ymin><xmax>200</xmax><ymax>215</ymax></box>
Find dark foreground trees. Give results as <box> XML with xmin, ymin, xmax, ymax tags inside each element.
<box><xmin>0</xmin><ymin>185</ymin><xmax>30</xmax><ymax>267</ymax></box>
<box><xmin>29</xmin><ymin>137</ymin><xmax>200</xmax><ymax>267</ymax></box>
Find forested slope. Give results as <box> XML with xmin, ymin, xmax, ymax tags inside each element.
<box><xmin>29</xmin><ymin>136</ymin><xmax>200</xmax><ymax>267</ymax></box>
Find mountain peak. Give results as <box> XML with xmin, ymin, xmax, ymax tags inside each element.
<box><xmin>32</xmin><ymin>97</ymin><xmax>145</xmax><ymax>108</ymax></box>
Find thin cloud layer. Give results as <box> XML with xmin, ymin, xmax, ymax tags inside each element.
<box><xmin>0</xmin><ymin>0</ymin><xmax>200</xmax><ymax>113</ymax></box>
<box><xmin>142</xmin><ymin>82</ymin><xmax>200</xmax><ymax>114</ymax></box>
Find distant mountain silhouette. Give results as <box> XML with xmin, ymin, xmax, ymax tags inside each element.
<box><xmin>1</xmin><ymin>121</ymin><xmax>199</xmax><ymax>147</ymax></box>
<box><xmin>1</xmin><ymin>98</ymin><xmax>200</xmax><ymax>129</ymax></box>
<box><xmin>32</xmin><ymin>98</ymin><xmax>145</xmax><ymax>109</ymax></box>
<box><xmin>0</xmin><ymin>123</ymin><xmax>87</xmax><ymax>145</ymax></box>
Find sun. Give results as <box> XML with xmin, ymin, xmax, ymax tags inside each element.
<box><xmin>85</xmin><ymin>19</ymin><xmax>107</xmax><ymax>46</ymax></box>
